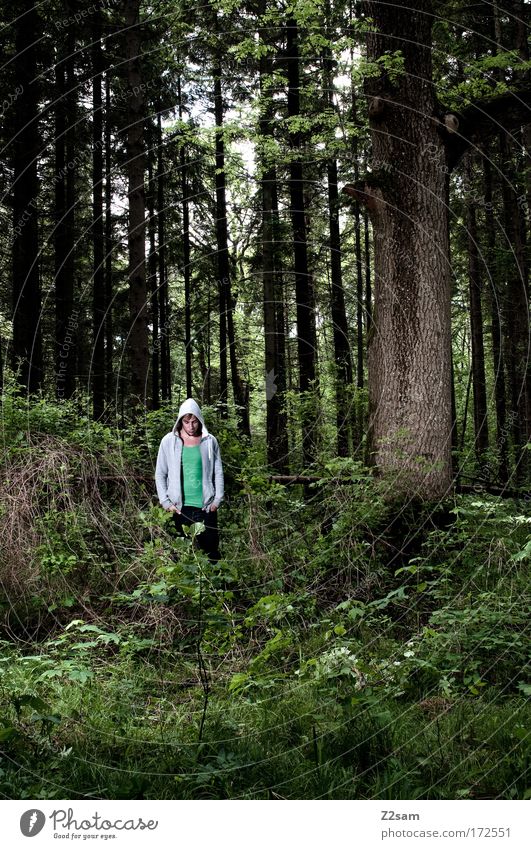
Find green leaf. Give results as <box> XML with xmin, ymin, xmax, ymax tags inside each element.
<box><xmin>512</xmin><ymin>540</ymin><xmax>531</xmax><ymax>562</ymax></box>
<box><xmin>13</xmin><ymin>694</ymin><xmax>50</xmax><ymax>715</ymax></box>
<box><xmin>0</xmin><ymin>726</ymin><xmax>18</xmax><ymax>741</ymax></box>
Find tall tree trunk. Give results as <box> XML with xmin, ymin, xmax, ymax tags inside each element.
<box><xmin>258</xmin><ymin>20</ymin><xmax>289</xmax><ymax>470</ymax></box>
<box><xmin>54</xmin><ymin>44</ymin><xmax>67</xmax><ymax>397</ymax></box>
<box><xmin>492</xmin><ymin>0</ymin><xmax>529</xmax><ymax>483</ymax></box>
<box><xmin>499</xmin><ymin>133</ymin><xmax>530</xmax><ymax>483</ymax></box>
<box><xmin>104</xmin><ymin>71</ymin><xmax>114</xmax><ymax>403</ymax></box>
<box><xmin>272</xmin><ymin>177</ymin><xmax>289</xmax><ymax>467</ymax></box>
<box><xmin>483</xmin><ymin>153</ymin><xmax>508</xmax><ymax>482</ymax></box>
<box><xmin>57</xmin><ymin>22</ymin><xmax>77</xmax><ymax>399</ymax></box>
<box><xmin>213</xmin><ymin>43</ymin><xmax>250</xmax><ymax>434</ymax></box>
<box><xmin>157</xmin><ymin>112</ymin><xmax>171</xmax><ymax>402</ymax></box>
<box><xmin>286</xmin><ymin>16</ymin><xmax>318</xmax><ymax>465</ymax></box>
<box><xmin>11</xmin><ymin>1</ymin><xmax>43</xmax><ymax>393</ymax></box>
<box><xmin>147</xmin><ymin>151</ymin><xmax>159</xmax><ymax>409</ymax></box>
<box><xmin>213</xmin><ymin>61</ymin><xmax>228</xmax><ymax>417</ymax></box>
<box><xmin>124</xmin><ymin>0</ymin><xmax>150</xmax><ymax>413</ymax></box>
<box><xmin>450</xmin><ymin>350</ymin><xmax>458</xmax><ymax>478</ymax></box>
<box><xmin>350</xmin><ymin>91</ymin><xmax>364</xmax><ymax>395</ymax></box>
<box><xmin>355</xmin><ymin>195</ymin><xmax>364</xmax><ymax>393</ymax></box>
<box><xmin>330</xmin><ymin>154</ymin><xmax>355</xmax><ymax>457</ymax></box>
<box><xmin>465</xmin><ymin>153</ymin><xmax>489</xmax><ymax>462</ymax></box>
<box><xmin>92</xmin><ymin>21</ymin><xmax>105</xmax><ymax>419</ymax></box>
<box><xmin>361</xmin><ymin>0</ymin><xmax>453</xmax><ymax>497</ymax></box>
<box><xmin>323</xmin><ymin>13</ymin><xmax>354</xmax><ymax>458</ymax></box>
<box><xmin>226</xmin><ymin>295</ymin><xmax>250</xmax><ymax>435</ymax></box>
<box><xmin>364</xmin><ymin>206</ymin><xmax>372</xmax><ymax>332</ymax></box>
<box><xmin>178</xmin><ymin>79</ymin><xmax>192</xmax><ymax>398</ymax></box>
<box><xmin>514</xmin><ymin>0</ymin><xmax>531</xmax><ymax>231</ymax></box>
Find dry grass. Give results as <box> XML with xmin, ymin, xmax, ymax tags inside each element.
<box><xmin>0</xmin><ymin>432</ymin><xmax>153</xmax><ymax>622</ymax></box>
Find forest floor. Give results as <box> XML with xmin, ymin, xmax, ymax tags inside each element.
<box><xmin>0</xmin><ymin>398</ymin><xmax>529</xmax><ymax>799</ymax></box>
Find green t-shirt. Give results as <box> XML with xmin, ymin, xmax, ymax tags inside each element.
<box><xmin>182</xmin><ymin>445</ymin><xmax>203</xmax><ymax>507</ymax></box>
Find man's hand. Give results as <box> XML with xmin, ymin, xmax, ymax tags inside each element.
<box><xmin>210</xmin><ymin>504</ymin><xmax>218</xmax><ymax>512</ymax></box>
<box><xmin>167</xmin><ymin>505</ymin><xmax>181</xmax><ymax>514</ymax></box>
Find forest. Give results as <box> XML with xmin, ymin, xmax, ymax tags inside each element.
<box><xmin>0</xmin><ymin>0</ymin><xmax>529</xmax><ymax>800</ymax></box>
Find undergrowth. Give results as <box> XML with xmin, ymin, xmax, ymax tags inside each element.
<box><xmin>0</xmin><ymin>389</ymin><xmax>529</xmax><ymax>799</ymax></box>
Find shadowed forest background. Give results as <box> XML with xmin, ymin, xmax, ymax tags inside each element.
<box><xmin>0</xmin><ymin>0</ymin><xmax>529</xmax><ymax>800</ymax></box>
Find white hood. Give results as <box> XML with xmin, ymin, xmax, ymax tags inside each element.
<box><xmin>173</xmin><ymin>398</ymin><xmax>210</xmax><ymax>437</ymax></box>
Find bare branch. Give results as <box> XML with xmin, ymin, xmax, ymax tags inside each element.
<box><xmin>444</xmin><ymin>87</ymin><xmax>531</xmax><ymax>170</ymax></box>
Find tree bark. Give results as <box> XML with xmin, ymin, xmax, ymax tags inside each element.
<box><xmin>362</xmin><ymin>0</ymin><xmax>453</xmax><ymax>497</ymax></box>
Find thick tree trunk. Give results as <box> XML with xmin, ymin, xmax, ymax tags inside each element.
<box><xmin>92</xmin><ymin>23</ymin><xmax>105</xmax><ymax>419</ymax></box>
<box><xmin>363</xmin><ymin>0</ymin><xmax>453</xmax><ymax>497</ymax></box>
<box><xmin>286</xmin><ymin>16</ymin><xmax>318</xmax><ymax>465</ymax></box>
<box><xmin>11</xmin><ymin>1</ymin><xmax>43</xmax><ymax>393</ymax></box>
<box><xmin>124</xmin><ymin>0</ymin><xmax>150</xmax><ymax>413</ymax></box>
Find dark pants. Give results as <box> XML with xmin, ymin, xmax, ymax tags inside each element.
<box><xmin>172</xmin><ymin>505</ymin><xmax>220</xmax><ymax>563</ymax></box>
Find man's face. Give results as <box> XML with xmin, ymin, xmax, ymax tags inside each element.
<box><xmin>181</xmin><ymin>414</ymin><xmax>199</xmax><ymax>435</ymax></box>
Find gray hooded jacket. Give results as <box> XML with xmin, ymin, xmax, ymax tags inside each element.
<box><xmin>155</xmin><ymin>399</ymin><xmax>224</xmax><ymax>512</ymax></box>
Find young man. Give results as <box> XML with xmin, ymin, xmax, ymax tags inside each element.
<box><xmin>155</xmin><ymin>398</ymin><xmax>224</xmax><ymax>563</ymax></box>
